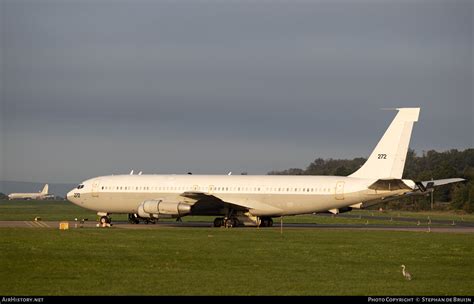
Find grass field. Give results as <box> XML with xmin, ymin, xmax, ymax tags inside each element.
<box><xmin>1</xmin><ymin>199</ymin><xmax>473</xmax><ymax>295</ymax></box>
<box><xmin>1</xmin><ymin>199</ymin><xmax>473</xmax><ymax>226</ymax></box>
<box><xmin>0</xmin><ymin>227</ymin><xmax>473</xmax><ymax>295</ymax></box>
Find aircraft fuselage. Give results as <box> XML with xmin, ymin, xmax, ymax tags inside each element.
<box><xmin>67</xmin><ymin>174</ymin><xmax>411</xmax><ymax>216</ymax></box>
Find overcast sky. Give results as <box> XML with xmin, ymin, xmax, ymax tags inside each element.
<box><xmin>0</xmin><ymin>0</ymin><xmax>472</xmax><ymax>184</ymax></box>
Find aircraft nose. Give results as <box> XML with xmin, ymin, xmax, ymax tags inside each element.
<box><xmin>66</xmin><ymin>189</ymin><xmax>75</xmax><ymax>202</ymax></box>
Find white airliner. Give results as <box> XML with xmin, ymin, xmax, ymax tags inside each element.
<box><xmin>8</xmin><ymin>184</ymin><xmax>50</xmax><ymax>200</ymax></box>
<box><xmin>67</xmin><ymin>108</ymin><xmax>464</xmax><ymax>227</ymax></box>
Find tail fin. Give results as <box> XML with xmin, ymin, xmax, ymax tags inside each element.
<box><xmin>41</xmin><ymin>184</ymin><xmax>49</xmax><ymax>194</ymax></box>
<box><xmin>349</xmin><ymin>108</ymin><xmax>420</xmax><ymax>179</ymax></box>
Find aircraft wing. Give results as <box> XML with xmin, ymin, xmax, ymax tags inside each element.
<box><xmin>180</xmin><ymin>191</ymin><xmax>283</xmax><ymax>216</ymax></box>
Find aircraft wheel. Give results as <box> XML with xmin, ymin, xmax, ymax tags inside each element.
<box><xmin>213</xmin><ymin>218</ymin><xmax>222</xmax><ymax>227</ymax></box>
<box><xmin>224</xmin><ymin>218</ymin><xmax>235</xmax><ymax>228</ymax></box>
<box><xmin>128</xmin><ymin>214</ymin><xmax>140</xmax><ymax>224</ymax></box>
<box><xmin>100</xmin><ymin>216</ymin><xmax>110</xmax><ymax>224</ymax></box>
<box><xmin>233</xmin><ymin>218</ymin><xmax>240</xmax><ymax>227</ymax></box>
<box><xmin>259</xmin><ymin>217</ymin><xmax>273</xmax><ymax>227</ymax></box>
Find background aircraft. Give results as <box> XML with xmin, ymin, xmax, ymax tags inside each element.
<box><xmin>8</xmin><ymin>184</ymin><xmax>50</xmax><ymax>200</ymax></box>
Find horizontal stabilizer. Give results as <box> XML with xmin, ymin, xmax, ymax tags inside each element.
<box><xmin>361</xmin><ymin>177</ymin><xmax>466</xmax><ymax>207</ymax></box>
<box><xmin>417</xmin><ymin>178</ymin><xmax>466</xmax><ymax>192</ymax></box>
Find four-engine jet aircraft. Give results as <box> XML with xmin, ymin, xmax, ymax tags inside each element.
<box><xmin>67</xmin><ymin>108</ymin><xmax>464</xmax><ymax>227</ymax></box>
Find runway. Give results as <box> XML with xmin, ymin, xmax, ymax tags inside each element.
<box><xmin>1</xmin><ymin>220</ymin><xmax>474</xmax><ymax>233</ymax></box>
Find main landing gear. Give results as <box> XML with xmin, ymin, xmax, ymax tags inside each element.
<box><xmin>213</xmin><ymin>217</ymin><xmax>240</xmax><ymax>228</ymax></box>
<box><xmin>128</xmin><ymin>213</ymin><xmax>140</xmax><ymax>224</ymax></box>
<box><xmin>212</xmin><ymin>216</ymin><xmax>273</xmax><ymax>228</ymax></box>
<box><xmin>127</xmin><ymin>213</ymin><xmax>156</xmax><ymax>224</ymax></box>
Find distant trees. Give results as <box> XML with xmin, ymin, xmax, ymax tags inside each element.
<box><xmin>452</xmin><ymin>182</ymin><xmax>474</xmax><ymax>213</ymax></box>
<box><xmin>269</xmin><ymin>148</ymin><xmax>474</xmax><ymax>212</ymax></box>
<box><xmin>268</xmin><ymin>157</ymin><xmax>366</xmax><ymax>176</ymax></box>
<box><xmin>0</xmin><ymin>193</ymin><xmax>8</xmax><ymax>200</ymax></box>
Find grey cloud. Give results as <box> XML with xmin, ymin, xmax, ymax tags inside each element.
<box><xmin>1</xmin><ymin>0</ymin><xmax>472</xmax><ymax>183</ymax></box>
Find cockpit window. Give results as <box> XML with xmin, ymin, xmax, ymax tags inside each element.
<box><xmin>77</xmin><ymin>184</ymin><xmax>85</xmax><ymax>189</ymax></box>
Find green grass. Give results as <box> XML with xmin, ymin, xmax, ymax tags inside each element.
<box><xmin>1</xmin><ymin>199</ymin><xmax>473</xmax><ymax>227</ymax></box>
<box><xmin>353</xmin><ymin>209</ymin><xmax>474</xmax><ymax>222</ymax></box>
<box><xmin>1</xmin><ymin>200</ymin><xmax>473</xmax><ymax>295</ymax></box>
<box><xmin>0</xmin><ymin>228</ymin><xmax>473</xmax><ymax>295</ymax></box>
<box><xmin>0</xmin><ymin>199</ymin><xmax>102</xmax><ymax>221</ymax></box>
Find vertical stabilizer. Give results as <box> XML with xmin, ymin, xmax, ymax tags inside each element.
<box><xmin>349</xmin><ymin>108</ymin><xmax>420</xmax><ymax>179</ymax></box>
<box><xmin>41</xmin><ymin>184</ymin><xmax>49</xmax><ymax>194</ymax></box>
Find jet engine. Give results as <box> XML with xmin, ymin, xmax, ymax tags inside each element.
<box><xmin>137</xmin><ymin>200</ymin><xmax>191</xmax><ymax>219</ymax></box>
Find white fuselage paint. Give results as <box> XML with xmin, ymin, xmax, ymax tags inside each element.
<box><xmin>67</xmin><ymin>174</ymin><xmax>410</xmax><ymax>217</ymax></box>
<box><xmin>8</xmin><ymin>193</ymin><xmax>48</xmax><ymax>200</ymax></box>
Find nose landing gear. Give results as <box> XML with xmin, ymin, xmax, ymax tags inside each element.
<box><xmin>98</xmin><ymin>213</ymin><xmax>112</xmax><ymax>227</ymax></box>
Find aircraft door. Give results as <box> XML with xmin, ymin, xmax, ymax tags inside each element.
<box><xmin>92</xmin><ymin>179</ymin><xmax>100</xmax><ymax>198</ymax></box>
<box><xmin>335</xmin><ymin>181</ymin><xmax>344</xmax><ymax>200</ymax></box>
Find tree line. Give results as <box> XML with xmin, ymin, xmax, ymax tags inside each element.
<box><xmin>269</xmin><ymin>148</ymin><xmax>474</xmax><ymax>213</ymax></box>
